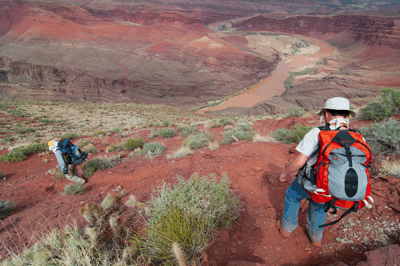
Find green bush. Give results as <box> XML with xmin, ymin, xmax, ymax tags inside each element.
<box><xmin>0</xmin><ymin>143</ymin><xmax>47</xmax><ymax>162</ymax></box>
<box><xmin>92</xmin><ymin>130</ymin><xmax>106</xmax><ymax>137</ymax></box>
<box><xmin>82</xmin><ymin>156</ymin><xmax>119</xmax><ymax>177</ymax></box>
<box><xmin>287</xmin><ymin>107</ymin><xmax>305</xmax><ymax>118</ymax></box>
<box><xmin>106</xmin><ymin>138</ymin><xmax>145</xmax><ymax>153</ymax></box>
<box><xmin>60</xmin><ymin>132</ymin><xmax>79</xmax><ymax>140</ymax></box>
<box><xmin>272</xmin><ymin>124</ymin><xmax>313</xmax><ymax>144</ymax></box>
<box><xmin>177</xmin><ymin>125</ymin><xmax>198</xmax><ymax>137</ymax></box>
<box><xmin>359</xmin><ymin>120</ymin><xmax>400</xmax><ymax>155</ymax></box>
<box><xmin>0</xmin><ymin>148</ymin><xmax>27</xmax><ymax>162</ymax></box>
<box><xmin>148</xmin><ymin>128</ymin><xmax>175</xmax><ymax>139</ymax></box>
<box><xmin>62</xmin><ymin>183</ymin><xmax>85</xmax><ymax>196</ymax></box>
<box><xmin>77</xmin><ymin>139</ymin><xmax>93</xmax><ymax>147</ymax></box>
<box><xmin>0</xmin><ymin>200</ymin><xmax>15</xmax><ymax>219</ymax></box>
<box><xmin>1</xmin><ymin>223</ymin><xmax>128</xmax><ymax>265</ymax></box>
<box><xmin>162</xmin><ymin>120</ymin><xmax>171</xmax><ymax>126</ymax></box>
<box><xmin>124</xmin><ymin>137</ymin><xmax>145</xmax><ymax>151</ymax></box>
<box><xmin>17</xmin><ymin>127</ymin><xmax>35</xmax><ymax>134</ymax></box>
<box><xmin>111</xmin><ymin>127</ymin><xmax>122</xmax><ymax>133</ymax></box>
<box><xmin>361</xmin><ymin>88</ymin><xmax>400</xmax><ymax>121</ymax></box>
<box><xmin>134</xmin><ymin>173</ymin><xmax>243</xmax><ymax>265</ymax></box>
<box><xmin>3</xmin><ymin>137</ymin><xmax>15</xmax><ymax>142</ymax></box>
<box><xmin>208</xmin><ymin>118</ymin><xmax>234</xmax><ymax>128</ymax></box>
<box><xmin>141</xmin><ymin>142</ymin><xmax>166</xmax><ymax>158</ymax></box>
<box><xmin>379</xmin><ymin>158</ymin><xmax>400</xmax><ymax>177</ymax></box>
<box><xmin>23</xmin><ymin>142</ymin><xmax>47</xmax><ymax>155</ymax></box>
<box><xmin>82</xmin><ymin>143</ymin><xmax>98</xmax><ymax>153</ymax></box>
<box><xmin>183</xmin><ymin>132</ymin><xmax>213</xmax><ymax>149</ymax></box>
<box><xmin>106</xmin><ymin>143</ymin><xmax>118</xmax><ymax>153</ymax></box>
<box><xmin>224</xmin><ymin>120</ymin><xmax>255</xmax><ymax>145</ymax></box>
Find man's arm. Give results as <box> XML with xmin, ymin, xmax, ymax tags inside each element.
<box><xmin>279</xmin><ymin>151</ymin><xmax>309</xmax><ymax>182</ymax></box>
<box><xmin>54</xmin><ymin>149</ymin><xmax>67</xmax><ymax>174</ymax></box>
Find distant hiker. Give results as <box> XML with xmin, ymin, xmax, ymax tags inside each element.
<box><xmin>48</xmin><ymin>139</ymin><xmax>88</xmax><ymax>184</ymax></box>
<box><xmin>276</xmin><ymin>97</ymin><xmax>373</xmax><ymax>246</ymax></box>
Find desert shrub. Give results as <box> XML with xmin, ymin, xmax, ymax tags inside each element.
<box><xmin>0</xmin><ymin>171</ymin><xmax>3</xmax><ymax>180</ymax></box>
<box><xmin>167</xmin><ymin>147</ymin><xmax>194</xmax><ymax>159</ymax></box>
<box><xmin>82</xmin><ymin>156</ymin><xmax>119</xmax><ymax>177</ymax></box>
<box><xmin>208</xmin><ymin>140</ymin><xmax>220</xmax><ymax>150</ymax></box>
<box><xmin>287</xmin><ymin>107</ymin><xmax>305</xmax><ymax>118</ymax></box>
<box><xmin>22</xmin><ymin>142</ymin><xmax>47</xmax><ymax>155</ymax></box>
<box><xmin>111</xmin><ymin>127</ymin><xmax>122</xmax><ymax>133</ymax></box>
<box><xmin>224</xmin><ymin>120</ymin><xmax>255</xmax><ymax>145</ymax></box>
<box><xmin>82</xmin><ymin>143</ymin><xmax>98</xmax><ymax>153</ymax></box>
<box><xmin>1</xmin><ymin>223</ymin><xmax>128</xmax><ymax>265</ymax></box>
<box><xmin>272</xmin><ymin>124</ymin><xmax>313</xmax><ymax>144</ymax></box>
<box><xmin>62</xmin><ymin>183</ymin><xmax>85</xmax><ymax>196</ymax></box>
<box><xmin>53</xmin><ymin>169</ymin><xmax>65</xmax><ymax>182</ymax></box>
<box><xmin>0</xmin><ymin>200</ymin><xmax>14</xmax><ymax>219</ymax></box>
<box><xmin>359</xmin><ymin>120</ymin><xmax>400</xmax><ymax>155</ymax></box>
<box><xmin>60</xmin><ymin>132</ymin><xmax>78</xmax><ymax>140</ymax></box>
<box><xmin>253</xmin><ymin>133</ymin><xmax>276</xmax><ymax>143</ymax></box>
<box><xmin>17</xmin><ymin>127</ymin><xmax>34</xmax><ymax>134</ymax></box>
<box><xmin>141</xmin><ymin>142</ymin><xmax>166</xmax><ymax>158</ymax></box>
<box><xmin>134</xmin><ymin>173</ymin><xmax>243</xmax><ymax>265</ymax></box>
<box><xmin>106</xmin><ymin>138</ymin><xmax>145</xmax><ymax>153</ymax></box>
<box><xmin>361</xmin><ymin>87</ymin><xmax>400</xmax><ymax>121</ymax></box>
<box><xmin>124</xmin><ymin>137</ymin><xmax>145</xmax><ymax>151</ymax></box>
<box><xmin>177</xmin><ymin>125</ymin><xmax>198</xmax><ymax>137</ymax></box>
<box><xmin>379</xmin><ymin>158</ymin><xmax>400</xmax><ymax>177</ymax></box>
<box><xmin>207</xmin><ymin>118</ymin><xmax>235</xmax><ymax>128</ymax></box>
<box><xmin>0</xmin><ymin>148</ymin><xmax>27</xmax><ymax>162</ymax></box>
<box><xmin>106</xmin><ymin>143</ymin><xmax>119</xmax><ymax>153</ymax></box>
<box><xmin>92</xmin><ymin>130</ymin><xmax>107</xmax><ymax>137</ymax></box>
<box><xmin>183</xmin><ymin>132</ymin><xmax>213</xmax><ymax>150</ymax></box>
<box><xmin>0</xmin><ymin>143</ymin><xmax>47</xmax><ymax>162</ymax></box>
<box><xmin>3</xmin><ymin>137</ymin><xmax>15</xmax><ymax>142</ymax></box>
<box><xmin>2</xmin><ymin>191</ymin><xmax>137</xmax><ymax>265</ymax></box>
<box><xmin>148</xmin><ymin>128</ymin><xmax>175</xmax><ymax>139</ymax></box>
<box><xmin>162</xmin><ymin>120</ymin><xmax>171</xmax><ymax>126</ymax></box>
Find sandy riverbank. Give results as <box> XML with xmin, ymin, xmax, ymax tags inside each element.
<box><xmin>196</xmin><ymin>33</ymin><xmax>335</xmax><ymax>113</ymax></box>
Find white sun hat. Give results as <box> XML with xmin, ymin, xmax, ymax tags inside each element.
<box><xmin>317</xmin><ymin>97</ymin><xmax>356</xmax><ymax>117</ymax></box>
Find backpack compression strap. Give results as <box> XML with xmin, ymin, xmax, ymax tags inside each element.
<box><xmin>319</xmin><ymin>201</ymin><xmax>359</xmax><ymax>228</ymax></box>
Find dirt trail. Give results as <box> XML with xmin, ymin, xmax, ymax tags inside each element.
<box><xmin>197</xmin><ymin>33</ymin><xmax>335</xmax><ymax>113</ymax></box>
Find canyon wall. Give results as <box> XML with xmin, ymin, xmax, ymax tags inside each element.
<box><xmin>232</xmin><ymin>14</ymin><xmax>400</xmax><ymax>49</ymax></box>
<box><xmin>206</xmin><ymin>14</ymin><xmax>400</xmax><ymax>116</ymax></box>
<box><xmin>0</xmin><ymin>0</ymin><xmax>280</xmax><ymax>109</ymax></box>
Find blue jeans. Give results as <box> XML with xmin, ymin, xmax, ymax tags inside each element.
<box><xmin>281</xmin><ymin>177</ymin><xmax>327</xmax><ymax>242</ymax></box>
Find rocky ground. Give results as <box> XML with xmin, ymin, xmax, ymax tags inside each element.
<box><xmin>0</xmin><ymin>110</ymin><xmax>399</xmax><ymax>265</ymax></box>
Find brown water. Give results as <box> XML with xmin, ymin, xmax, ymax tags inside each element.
<box><xmin>196</xmin><ymin>34</ymin><xmax>335</xmax><ymax>113</ymax></box>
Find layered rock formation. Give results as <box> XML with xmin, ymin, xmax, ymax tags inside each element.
<box><xmin>0</xmin><ymin>0</ymin><xmax>279</xmax><ymax>108</ymax></box>
<box><xmin>232</xmin><ymin>14</ymin><xmax>400</xmax><ymax>49</ymax></box>
<box><xmin>207</xmin><ymin>13</ymin><xmax>400</xmax><ymax>116</ymax></box>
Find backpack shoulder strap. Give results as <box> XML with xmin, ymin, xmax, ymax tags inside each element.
<box><xmin>318</xmin><ymin>124</ymin><xmax>330</xmax><ymax>131</ymax></box>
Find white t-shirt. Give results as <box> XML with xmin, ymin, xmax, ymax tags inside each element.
<box><xmin>295</xmin><ymin>128</ymin><xmax>320</xmax><ymax>157</ymax></box>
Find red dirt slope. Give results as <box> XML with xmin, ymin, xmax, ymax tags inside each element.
<box><xmin>0</xmin><ymin>113</ymin><xmax>399</xmax><ymax>265</ymax></box>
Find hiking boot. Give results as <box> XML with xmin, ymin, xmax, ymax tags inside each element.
<box><xmin>276</xmin><ymin>219</ymin><xmax>291</xmax><ymax>238</ymax></box>
<box><xmin>310</xmin><ymin>239</ymin><xmax>322</xmax><ymax>247</ymax></box>
<box><xmin>65</xmin><ymin>174</ymin><xmax>86</xmax><ymax>184</ymax></box>
<box><xmin>306</xmin><ymin>231</ymin><xmax>322</xmax><ymax>247</ymax></box>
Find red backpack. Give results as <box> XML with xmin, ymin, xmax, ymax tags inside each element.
<box><xmin>298</xmin><ymin>125</ymin><xmax>374</xmax><ymax>227</ymax></box>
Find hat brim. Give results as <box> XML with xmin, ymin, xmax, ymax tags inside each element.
<box><xmin>317</xmin><ymin>108</ymin><xmax>356</xmax><ymax>117</ymax></box>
